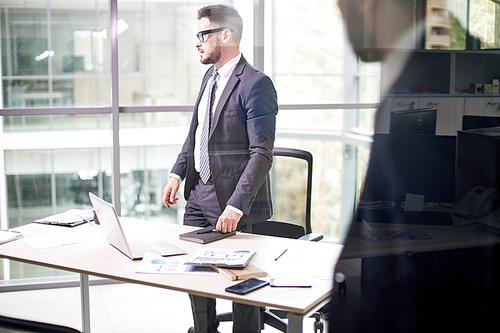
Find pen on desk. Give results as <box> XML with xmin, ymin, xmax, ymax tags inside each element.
<box><xmin>275</xmin><ymin>248</ymin><xmax>287</xmax><ymax>261</ymax></box>
<box><xmin>196</xmin><ymin>228</ymin><xmax>218</xmax><ymax>234</ymax></box>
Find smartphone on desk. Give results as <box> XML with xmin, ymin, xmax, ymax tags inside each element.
<box><xmin>225</xmin><ymin>278</ymin><xmax>269</xmax><ymax>295</ymax></box>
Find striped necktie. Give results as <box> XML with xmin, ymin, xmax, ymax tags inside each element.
<box><xmin>199</xmin><ymin>69</ymin><xmax>219</xmax><ymax>184</ymax></box>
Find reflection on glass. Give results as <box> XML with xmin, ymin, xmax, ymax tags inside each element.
<box><xmin>358</xmin><ymin>61</ymin><xmax>380</xmax><ymax>104</ymax></box>
<box><xmin>1</xmin><ymin>2</ymin><xmax>110</xmax><ymax>108</ymax></box>
<box><xmin>468</xmin><ymin>0</ymin><xmax>500</xmax><ymax>49</ymax></box>
<box><xmin>426</xmin><ymin>0</ymin><xmax>500</xmax><ymax>50</ymax></box>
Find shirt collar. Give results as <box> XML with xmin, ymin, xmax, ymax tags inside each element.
<box><xmin>216</xmin><ymin>53</ymin><xmax>242</xmax><ymax>79</ymax></box>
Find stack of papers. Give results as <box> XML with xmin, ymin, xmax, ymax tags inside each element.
<box><xmin>34</xmin><ymin>209</ymin><xmax>95</xmax><ymax>227</ymax></box>
<box><xmin>0</xmin><ymin>229</ymin><xmax>23</xmax><ymax>245</ymax></box>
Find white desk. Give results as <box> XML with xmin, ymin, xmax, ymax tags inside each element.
<box><xmin>341</xmin><ymin>221</ymin><xmax>500</xmax><ymax>259</ymax></box>
<box><xmin>0</xmin><ymin>218</ymin><xmax>343</xmax><ymax>333</ymax></box>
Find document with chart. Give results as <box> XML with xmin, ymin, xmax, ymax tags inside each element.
<box><xmin>136</xmin><ymin>253</ymin><xmax>216</xmax><ymax>275</ymax></box>
<box><xmin>184</xmin><ymin>248</ymin><xmax>256</xmax><ymax>268</ymax></box>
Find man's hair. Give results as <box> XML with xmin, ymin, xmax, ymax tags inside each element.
<box><xmin>197</xmin><ymin>4</ymin><xmax>243</xmax><ymax>45</ymax></box>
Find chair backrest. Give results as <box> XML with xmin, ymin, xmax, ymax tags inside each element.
<box><xmin>0</xmin><ymin>315</ymin><xmax>81</xmax><ymax>333</ymax></box>
<box><xmin>251</xmin><ymin>147</ymin><xmax>313</xmax><ymax>239</ymax></box>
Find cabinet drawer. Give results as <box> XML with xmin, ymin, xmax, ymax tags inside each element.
<box><xmin>376</xmin><ymin>98</ymin><xmax>419</xmax><ymax>133</ymax></box>
<box><xmin>420</xmin><ymin>97</ymin><xmax>464</xmax><ymax>135</ymax></box>
<box><xmin>464</xmin><ymin>97</ymin><xmax>500</xmax><ymax>116</ymax></box>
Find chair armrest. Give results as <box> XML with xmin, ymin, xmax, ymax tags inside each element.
<box><xmin>298</xmin><ymin>233</ymin><xmax>323</xmax><ymax>242</ymax></box>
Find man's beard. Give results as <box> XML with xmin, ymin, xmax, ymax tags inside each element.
<box><xmin>201</xmin><ymin>42</ymin><xmax>222</xmax><ymax>65</ymax></box>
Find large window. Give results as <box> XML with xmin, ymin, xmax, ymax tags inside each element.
<box><xmin>426</xmin><ymin>0</ymin><xmax>500</xmax><ymax>50</ymax></box>
<box><xmin>1</xmin><ymin>0</ymin><xmax>377</xmax><ymax>283</ymax></box>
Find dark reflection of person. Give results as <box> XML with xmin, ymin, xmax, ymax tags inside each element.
<box><xmin>330</xmin><ymin>0</ymin><xmax>500</xmax><ymax>332</ymax></box>
<box><xmin>162</xmin><ymin>4</ymin><xmax>277</xmax><ymax>333</ymax></box>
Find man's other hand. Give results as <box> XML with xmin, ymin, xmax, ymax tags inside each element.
<box><xmin>162</xmin><ymin>177</ymin><xmax>180</xmax><ymax>209</ymax></box>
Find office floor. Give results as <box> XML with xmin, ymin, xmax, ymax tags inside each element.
<box><xmin>0</xmin><ymin>260</ymin><xmax>359</xmax><ymax>333</ymax></box>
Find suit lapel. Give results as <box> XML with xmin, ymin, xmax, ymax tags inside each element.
<box><xmin>210</xmin><ymin>57</ymin><xmax>247</xmax><ymax>137</ymax></box>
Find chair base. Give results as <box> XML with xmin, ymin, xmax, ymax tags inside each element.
<box><xmin>217</xmin><ymin>307</ymin><xmax>325</xmax><ymax>333</ymax></box>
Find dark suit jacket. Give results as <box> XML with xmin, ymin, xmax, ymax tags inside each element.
<box><xmin>171</xmin><ymin>55</ymin><xmax>278</xmax><ymax>225</ymax></box>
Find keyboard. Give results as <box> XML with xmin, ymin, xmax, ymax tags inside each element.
<box><xmin>356</xmin><ymin>208</ymin><xmax>454</xmax><ymax>225</ymax></box>
<box><xmin>129</xmin><ymin>239</ymin><xmax>162</xmax><ymax>256</ymax></box>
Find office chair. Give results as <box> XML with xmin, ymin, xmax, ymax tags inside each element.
<box><xmin>217</xmin><ymin>147</ymin><xmax>325</xmax><ymax>333</ymax></box>
<box><xmin>0</xmin><ymin>314</ymin><xmax>81</xmax><ymax>333</ymax></box>
<box><xmin>252</xmin><ymin>147</ymin><xmax>323</xmax><ymax>242</ymax></box>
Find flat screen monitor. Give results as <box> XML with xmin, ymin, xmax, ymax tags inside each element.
<box><xmin>389</xmin><ymin>107</ymin><xmax>437</xmax><ymax>135</ymax></box>
<box><xmin>360</xmin><ymin>134</ymin><xmax>456</xmax><ymax>204</ymax></box>
<box><xmin>462</xmin><ymin>115</ymin><xmax>500</xmax><ymax>130</ymax></box>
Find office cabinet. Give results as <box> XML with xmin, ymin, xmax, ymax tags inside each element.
<box><xmin>420</xmin><ymin>97</ymin><xmax>464</xmax><ymax>135</ymax></box>
<box><xmin>376</xmin><ymin>97</ymin><xmax>419</xmax><ymax>133</ymax></box>
<box><xmin>464</xmin><ymin>97</ymin><xmax>500</xmax><ymax>116</ymax></box>
<box><xmin>378</xmin><ymin>50</ymin><xmax>500</xmax><ymax>135</ymax></box>
<box><xmin>377</xmin><ymin>97</ymin><xmax>464</xmax><ymax>135</ymax></box>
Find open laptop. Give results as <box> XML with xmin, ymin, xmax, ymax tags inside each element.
<box><xmin>89</xmin><ymin>192</ymin><xmax>186</xmax><ymax>260</ymax></box>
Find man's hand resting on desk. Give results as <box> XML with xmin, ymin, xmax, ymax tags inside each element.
<box><xmin>216</xmin><ymin>208</ymin><xmax>241</xmax><ymax>233</ymax></box>
<box><xmin>162</xmin><ymin>177</ymin><xmax>180</xmax><ymax>209</ymax></box>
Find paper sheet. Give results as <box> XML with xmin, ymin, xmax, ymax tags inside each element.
<box><xmin>260</xmin><ymin>247</ymin><xmax>333</xmax><ymax>280</ymax></box>
<box><xmin>21</xmin><ymin>230</ymin><xmax>98</xmax><ymax>249</ymax></box>
<box><xmin>136</xmin><ymin>253</ymin><xmax>216</xmax><ymax>274</ymax></box>
<box><xmin>0</xmin><ymin>230</ymin><xmax>23</xmax><ymax>245</ymax></box>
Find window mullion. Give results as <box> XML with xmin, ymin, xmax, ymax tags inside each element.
<box><xmin>110</xmin><ymin>0</ymin><xmax>121</xmax><ymax>214</ymax></box>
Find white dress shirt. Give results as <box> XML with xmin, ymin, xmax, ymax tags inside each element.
<box><xmin>171</xmin><ymin>53</ymin><xmax>243</xmax><ymax>217</ymax></box>
<box><xmin>194</xmin><ymin>53</ymin><xmax>242</xmax><ymax>172</ymax></box>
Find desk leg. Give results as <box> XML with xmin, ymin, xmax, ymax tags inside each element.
<box><xmin>80</xmin><ymin>274</ymin><xmax>91</xmax><ymax>333</ymax></box>
<box><xmin>286</xmin><ymin>313</ymin><xmax>304</xmax><ymax>333</ymax></box>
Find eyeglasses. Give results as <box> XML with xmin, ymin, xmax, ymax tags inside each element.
<box><xmin>196</xmin><ymin>27</ymin><xmax>234</xmax><ymax>43</ymax></box>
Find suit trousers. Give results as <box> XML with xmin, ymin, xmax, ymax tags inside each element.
<box><xmin>185</xmin><ymin>178</ymin><xmax>261</xmax><ymax>333</ymax></box>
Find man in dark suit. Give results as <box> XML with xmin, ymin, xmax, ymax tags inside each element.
<box><xmin>162</xmin><ymin>4</ymin><xmax>277</xmax><ymax>333</ymax></box>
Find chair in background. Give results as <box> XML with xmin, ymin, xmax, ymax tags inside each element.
<box><xmin>252</xmin><ymin>147</ymin><xmax>322</xmax><ymax>242</ymax></box>
<box><xmin>218</xmin><ymin>147</ymin><xmax>325</xmax><ymax>333</ymax></box>
<box><xmin>0</xmin><ymin>315</ymin><xmax>81</xmax><ymax>333</ymax></box>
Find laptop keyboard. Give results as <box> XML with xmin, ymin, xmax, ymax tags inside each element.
<box><xmin>129</xmin><ymin>239</ymin><xmax>162</xmax><ymax>256</ymax></box>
